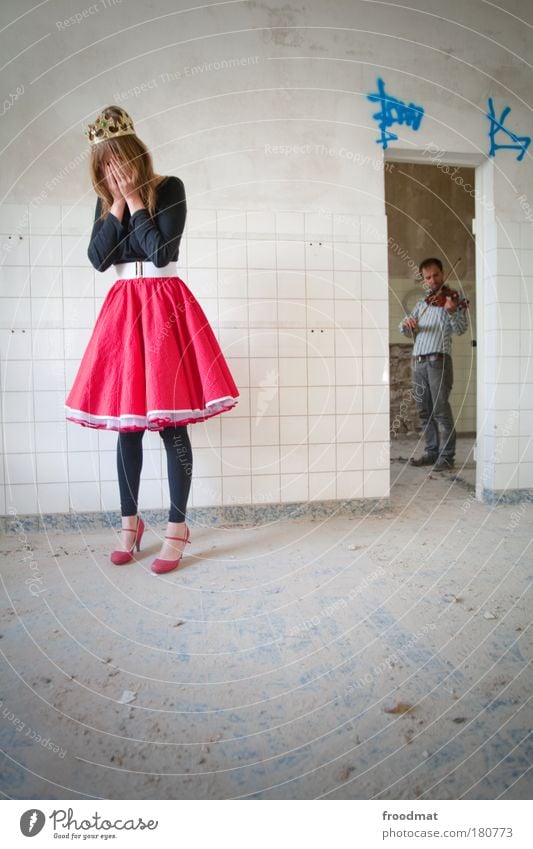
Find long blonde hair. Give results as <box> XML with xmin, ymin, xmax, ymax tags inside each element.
<box><xmin>89</xmin><ymin>106</ymin><xmax>163</xmax><ymax>218</ymax></box>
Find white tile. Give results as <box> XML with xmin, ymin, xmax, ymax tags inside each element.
<box><xmin>308</xmin><ymin>299</ymin><xmax>335</xmax><ymax>327</ymax></box>
<box><xmin>279</xmin><ymin>386</ymin><xmax>307</xmax><ymax>416</ymax></box>
<box><xmin>31</xmin><ymin>298</ymin><xmax>63</xmax><ymax>328</ymax></box>
<box><xmin>37</xmin><ymin>483</ymin><xmax>70</xmax><ymax>513</ymax></box>
<box><xmin>250</xmin><ymin>415</ymin><xmax>278</xmax><ymax>445</ymax></box>
<box><xmin>191</xmin><ymin>475</ymin><xmax>223</xmax><ymax>507</ymax></box>
<box><xmin>519</xmin><ymin>436</ymin><xmax>533</xmax><ymax>463</ymax></box>
<box><xmin>363</xmin><ymin>413</ymin><xmax>389</xmax><ymax>441</ymax></box>
<box><xmin>309</xmin><ymin>471</ymin><xmax>336</xmax><ymax>500</ymax></box>
<box><xmin>247</xmin><ymin>211</ymin><xmax>275</xmax><ymax>235</ymax></box>
<box><xmin>33</xmin><ymin>360</ymin><xmax>65</xmax><ymax>391</ymax></box>
<box><xmin>35</xmin><ymin>422</ymin><xmax>67</xmax><ymax>453</ymax></box>
<box><xmin>217</xmin><ymin>240</ymin><xmax>247</xmax><ymax>268</ymax></box>
<box><xmin>29</xmin><ymin>205</ymin><xmax>61</xmax><ymax>234</ymax></box>
<box><xmin>307</xmin><ymin>357</ymin><xmax>335</xmax><ymax>387</ymax></box>
<box><xmin>280</xmin><ymin>444</ymin><xmax>308</xmax><ymax>474</ymax></box>
<box><xmin>308</xmin><ymin>385</ymin><xmax>334</xmax><ymax>416</ymax></box>
<box><xmin>335</xmin><ymin>386</ymin><xmax>363</xmax><ymax>415</ymax></box>
<box><xmin>61</xmin><ymin>235</ymin><xmax>91</xmax><ymax>267</ymax></box>
<box><xmin>186</xmin><ymin>268</ymin><xmax>218</xmax><ymax>298</ymax></box>
<box><xmin>277</xmin><ymin>270</ymin><xmax>306</xmax><ymax>300</ymax></box>
<box><xmin>278</xmin><ymin>357</ymin><xmax>307</xmax><ymax>386</ymax></box>
<box><xmin>360</xmin><ymin>215</ymin><xmax>387</xmax><ymax>243</ymax></box>
<box><xmin>31</xmin><ymin>266</ymin><xmax>62</xmax><ymax>297</ymax></box>
<box><xmin>364</xmin><ymin>442</ymin><xmax>389</xmax><ymax>469</ymax></box>
<box><xmin>34</xmin><ymin>391</ymin><xmax>66</xmax><ymax>423</ymax></box>
<box><xmin>251</xmin><ymin>445</ymin><xmax>280</xmax><ymax>474</ymax></box>
<box><xmin>334</xmin><ymin>243</ymin><xmax>360</xmax><ymax>271</ymax></box>
<box><xmin>220</xmin><ymin>418</ymin><xmax>250</xmax><ymax>448</ymax></box>
<box><xmin>249</xmin><ymin>299</ymin><xmax>277</xmax><ymax>327</ymax></box>
<box><xmin>249</xmin><ymin>357</ymin><xmax>278</xmax><ymax>388</ymax></box>
<box><xmin>0</xmin><ymin>298</ymin><xmax>31</xmax><ymax>328</ymax></box>
<box><xmin>333</xmin><ymin>214</ymin><xmax>360</xmax><ymax>240</ymax></box>
<box><xmin>362</xmin><ymin>300</ymin><xmax>388</xmax><ymax>329</ymax></box>
<box><xmin>60</xmin><ymin>205</ymin><xmax>94</xmax><ymax>236</ymax></box>
<box><xmin>336</xmin><ymin>414</ymin><xmax>363</xmax><ymax>443</ymax></box>
<box><xmin>0</xmin><ymin>205</ymin><xmax>28</xmax><ymax>233</ymax></box>
<box><xmin>336</xmin><ymin>357</ymin><xmax>363</xmax><ymax>386</ymax></box>
<box><xmin>5</xmin><ymin>453</ymin><xmax>36</xmax><ymax>485</ymax></box>
<box><xmin>497</xmin><ymin>249</ymin><xmax>522</xmax><ymax>276</ymax></box>
<box><xmin>217</xmin><ymin>210</ymin><xmax>247</xmax><ymax>236</ymax></box>
<box><xmin>336</xmin><ymin>470</ymin><xmax>363</xmax><ymax>499</ymax></box>
<box><xmin>308</xmin><ymin>414</ymin><xmax>336</xmax><ymax>443</ymax></box>
<box><xmin>193</xmin><ymin>446</ymin><xmax>222</xmax><ymax>477</ymax></box>
<box><xmin>64</xmin><ymin>298</ymin><xmax>95</xmax><ymax>328</ymax></box>
<box><xmin>305</xmin><ymin>212</ymin><xmax>332</xmax><ymax>238</ymax></box>
<box><xmin>64</xmin><ymin>328</ymin><xmax>90</xmax><ymax>359</ymax></box>
<box><xmin>187</xmin><ymin>209</ymin><xmax>217</xmax><ymax>236</ymax></box>
<box><xmin>363</xmin><ymin>469</ymin><xmax>389</xmax><ymax>497</ymax></box>
<box><xmin>1</xmin><ymin>234</ymin><xmax>29</xmax><ymax>265</ymax></box>
<box><xmin>485</xmin><ymin>383</ymin><xmax>521</xmax><ymax>410</ymax></box>
<box><xmin>139</xmin><ymin>478</ymin><xmax>165</xmax><ymax>510</ymax></box>
<box><xmin>485</xmin><ymin>357</ymin><xmax>521</xmax><ymax>384</ymax></box>
<box><xmin>187</xmin><ymin>237</ymin><xmax>217</xmax><ymax>269</ymax></box>
<box><xmin>361</xmin><ymin>242</ymin><xmax>388</xmax><ymax>273</ymax></box>
<box><xmin>248</xmin><ymin>270</ymin><xmax>276</xmax><ymax>300</ymax></box>
<box><xmin>278</xmin><ymin>328</ymin><xmax>307</xmax><ymax>356</ymax></box>
<box><xmin>68</xmin><ymin>451</ymin><xmax>100</xmax><ymax>482</ymax></box>
<box><xmin>250</xmin><ymin>382</ymin><xmax>279</xmax><ymax>422</ymax></box>
<box><xmin>363</xmin><ymin>385</ymin><xmax>389</xmax><ymax>415</ymax></box>
<box><xmin>219</xmin><ymin>299</ymin><xmax>247</xmax><ymax>326</ymax></box>
<box><xmin>277</xmin><ymin>301</ymin><xmax>306</xmax><ymax>327</ymax></box>
<box><xmin>94</xmin><ymin>267</ymin><xmax>116</xmax><ymax>296</ymax></box>
<box><xmin>220</xmin><ymin>446</ymin><xmax>250</xmax><ymax>476</ymax></box>
<box><xmin>5</xmin><ymin>484</ymin><xmax>38</xmax><ymax>514</ymax></box>
<box><xmin>305</xmin><ymin>241</ymin><xmax>333</xmax><ymax>270</ymax></box>
<box><xmin>307</xmin><ymin>328</ymin><xmax>335</xmax><ymax>357</ymax></box>
<box><xmin>222</xmin><ymin>475</ymin><xmax>251</xmax><ymax>505</ymax></box>
<box><xmin>280</xmin><ymin>473</ymin><xmax>308</xmax><ymax>503</ymax></box>
<box><xmin>30</xmin><ymin>235</ymin><xmax>61</xmax><ymax>266</ymax></box>
<box><xmin>247</xmin><ymin>240</ymin><xmax>276</xmax><ymax>269</ymax></box>
<box><xmin>518</xmin><ymin>462</ymin><xmax>533</xmax><ymax>488</ymax></box>
<box><xmin>251</xmin><ymin>474</ymin><xmax>280</xmax><ymax>504</ymax></box>
<box><xmin>309</xmin><ymin>443</ymin><xmax>335</xmax><ymax>472</ymax></box>
<box><xmin>68</xmin><ymin>481</ymin><xmax>101</xmax><ymax>512</ymax></box>
<box><xmin>33</xmin><ymin>328</ymin><xmax>64</xmax><ymax>359</ymax></box>
<box><xmin>306</xmin><ymin>274</ymin><xmax>334</xmax><ymax>300</ymax></box>
<box><xmin>337</xmin><ymin>443</ymin><xmax>364</xmax><ymax>471</ymax></box>
<box><xmin>334</xmin><ymin>299</ymin><xmax>361</xmax><ymax>329</ymax></box>
<box><xmin>0</xmin><ymin>328</ymin><xmax>32</xmax><ymax>360</ymax></box>
<box><xmin>2</xmin><ymin>360</ymin><xmax>33</xmax><ymax>391</ymax></box>
<box><xmin>492</xmin><ymin>463</ymin><xmax>519</xmax><ymax>490</ymax></box>
<box><xmin>361</xmin><ymin>270</ymin><xmax>388</xmax><ymax>300</ymax></box>
<box><xmin>335</xmin><ymin>328</ymin><xmax>362</xmax><ymax>357</ymax></box>
<box><xmin>276</xmin><ymin>211</ymin><xmax>304</xmax><ymax>236</ymax></box>
<box><xmin>218</xmin><ymin>327</ymin><xmax>249</xmax><ymax>358</ymax></box>
<box><xmin>362</xmin><ymin>328</ymin><xmax>388</xmax><ymax>356</ymax></box>
<box><xmin>3</xmin><ymin>421</ymin><xmax>34</xmax><ymax>453</ymax></box>
<box><xmin>0</xmin><ymin>267</ymin><xmax>31</xmax><ymax>297</ymax></box>
<box><xmin>280</xmin><ymin>415</ymin><xmax>307</xmax><ymax>445</ymax></box>
<box><xmin>249</xmin><ymin>330</ymin><xmax>278</xmax><ymax>357</ymax></box>
<box><xmin>36</xmin><ymin>452</ymin><xmax>68</xmax><ymax>483</ymax></box>
<box><xmin>2</xmin><ymin>391</ymin><xmax>33</xmax><ymax>422</ymax></box>
<box><xmin>67</xmin><ymin>423</ymin><xmax>99</xmax><ymax>452</ymax></box>
<box><xmin>218</xmin><ymin>268</ymin><xmax>247</xmax><ymax>299</ymax></box>
<box><xmin>276</xmin><ymin>240</ymin><xmax>305</xmax><ymax>269</ymax></box>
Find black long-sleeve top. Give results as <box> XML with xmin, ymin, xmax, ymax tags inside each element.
<box><xmin>87</xmin><ymin>176</ymin><xmax>186</xmax><ymax>271</ymax></box>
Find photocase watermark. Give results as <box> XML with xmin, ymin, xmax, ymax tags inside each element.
<box><xmin>422</xmin><ymin>143</ymin><xmax>495</xmax><ymax>212</ymax></box>
<box><xmin>8</xmin><ymin>508</ymin><xmax>46</xmax><ymax>597</ymax></box>
<box><xmin>55</xmin><ymin>0</ymin><xmax>122</xmax><ymax>30</ymax></box>
<box><xmin>481</xmin><ymin>409</ymin><xmax>519</xmax><ymax>487</ymax></box>
<box><xmin>344</xmin><ymin>622</ymin><xmax>437</xmax><ymax>695</ymax></box>
<box><xmin>255</xmin><ymin>368</ymin><xmax>279</xmax><ymax>425</ymax></box>
<box><xmin>286</xmin><ymin>566</ymin><xmax>386</xmax><ymax>638</ymax></box>
<box><xmin>146</xmin><ymin>294</ymin><xmax>198</xmax><ymax>355</ymax></box>
<box><xmin>0</xmin><ymin>699</ymin><xmax>66</xmax><ymax>758</ymax></box>
<box><xmin>505</xmin><ymin>502</ymin><xmax>527</xmax><ymax>531</ymax></box>
<box><xmin>517</xmin><ymin>194</ymin><xmax>533</xmax><ymax>226</ymax></box>
<box><xmin>390</xmin><ymin>384</ymin><xmax>424</xmax><ymax>438</ymax></box>
<box><xmin>1</xmin><ymin>84</ymin><xmax>24</xmax><ymax>118</ymax></box>
<box><xmin>113</xmin><ymin>56</ymin><xmax>260</xmax><ymax>103</ymax></box>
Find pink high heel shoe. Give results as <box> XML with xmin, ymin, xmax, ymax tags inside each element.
<box><xmin>150</xmin><ymin>526</ymin><xmax>191</xmax><ymax>574</ymax></box>
<box><xmin>110</xmin><ymin>516</ymin><xmax>145</xmax><ymax>565</ymax></box>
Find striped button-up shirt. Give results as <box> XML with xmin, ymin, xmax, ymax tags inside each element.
<box><xmin>399</xmin><ymin>299</ymin><xmax>468</xmax><ymax>356</ymax></box>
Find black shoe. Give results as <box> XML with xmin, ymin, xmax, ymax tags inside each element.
<box><xmin>409</xmin><ymin>454</ymin><xmax>437</xmax><ymax>467</ymax></box>
<box><xmin>433</xmin><ymin>458</ymin><xmax>455</xmax><ymax>471</ymax></box>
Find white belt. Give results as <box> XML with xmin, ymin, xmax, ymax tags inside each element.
<box><xmin>114</xmin><ymin>261</ymin><xmax>178</xmax><ymax>279</ymax></box>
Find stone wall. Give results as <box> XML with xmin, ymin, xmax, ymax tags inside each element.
<box><xmin>389</xmin><ymin>343</ymin><xmax>421</xmax><ymax>436</ymax></box>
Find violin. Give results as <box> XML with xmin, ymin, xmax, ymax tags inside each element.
<box><xmin>424</xmin><ymin>284</ymin><xmax>469</xmax><ymax>311</ymax></box>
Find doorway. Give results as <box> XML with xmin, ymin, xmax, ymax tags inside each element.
<box><xmin>384</xmin><ymin>160</ymin><xmax>477</xmax><ymax>483</ymax></box>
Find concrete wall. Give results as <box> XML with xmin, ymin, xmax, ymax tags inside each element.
<box><xmin>1</xmin><ymin>0</ymin><xmax>532</xmax><ymax>515</ymax></box>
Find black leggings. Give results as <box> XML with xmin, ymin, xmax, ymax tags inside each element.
<box><xmin>117</xmin><ymin>426</ymin><xmax>192</xmax><ymax>522</ymax></box>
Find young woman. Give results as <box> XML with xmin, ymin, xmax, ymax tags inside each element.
<box><xmin>65</xmin><ymin>106</ymin><xmax>239</xmax><ymax>573</ymax></box>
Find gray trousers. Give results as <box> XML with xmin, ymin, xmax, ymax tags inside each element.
<box><xmin>412</xmin><ymin>355</ymin><xmax>456</xmax><ymax>460</ymax></box>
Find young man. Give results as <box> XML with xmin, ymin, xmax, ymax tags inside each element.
<box><xmin>399</xmin><ymin>258</ymin><xmax>468</xmax><ymax>471</ymax></box>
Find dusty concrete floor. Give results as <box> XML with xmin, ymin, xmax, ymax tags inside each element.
<box><xmin>0</xmin><ymin>437</ymin><xmax>531</xmax><ymax>800</ymax></box>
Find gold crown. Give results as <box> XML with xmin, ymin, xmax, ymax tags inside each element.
<box><xmin>85</xmin><ymin>107</ymin><xmax>136</xmax><ymax>145</ymax></box>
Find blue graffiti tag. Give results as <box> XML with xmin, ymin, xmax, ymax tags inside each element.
<box><xmin>487</xmin><ymin>98</ymin><xmax>530</xmax><ymax>161</ymax></box>
<box><xmin>367</xmin><ymin>78</ymin><xmax>424</xmax><ymax>149</ymax></box>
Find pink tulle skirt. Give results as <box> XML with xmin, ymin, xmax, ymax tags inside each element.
<box><xmin>65</xmin><ymin>275</ymin><xmax>239</xmax><ymax>431</ymax></box>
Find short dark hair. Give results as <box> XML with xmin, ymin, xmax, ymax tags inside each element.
<box><xmin>419</xmin><ymin>257</ymin><xmax>443</xmax><ymax>274</ymax></box>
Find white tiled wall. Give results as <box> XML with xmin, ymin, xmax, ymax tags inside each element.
<box><xmin>0</xmin><ymin>204</ymin><xmax>391</xmax><ymax>516</ymax></box>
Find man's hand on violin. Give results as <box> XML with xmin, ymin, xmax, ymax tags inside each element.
<box><xmin>444</xmin><ymin>296</ymin><xmax>458</xmax><ymax>313</ymax></box>
<box><xmin>403</xmin><ymin>317</ymin><xmax>418</xmax><ymax>331</ymax></box>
